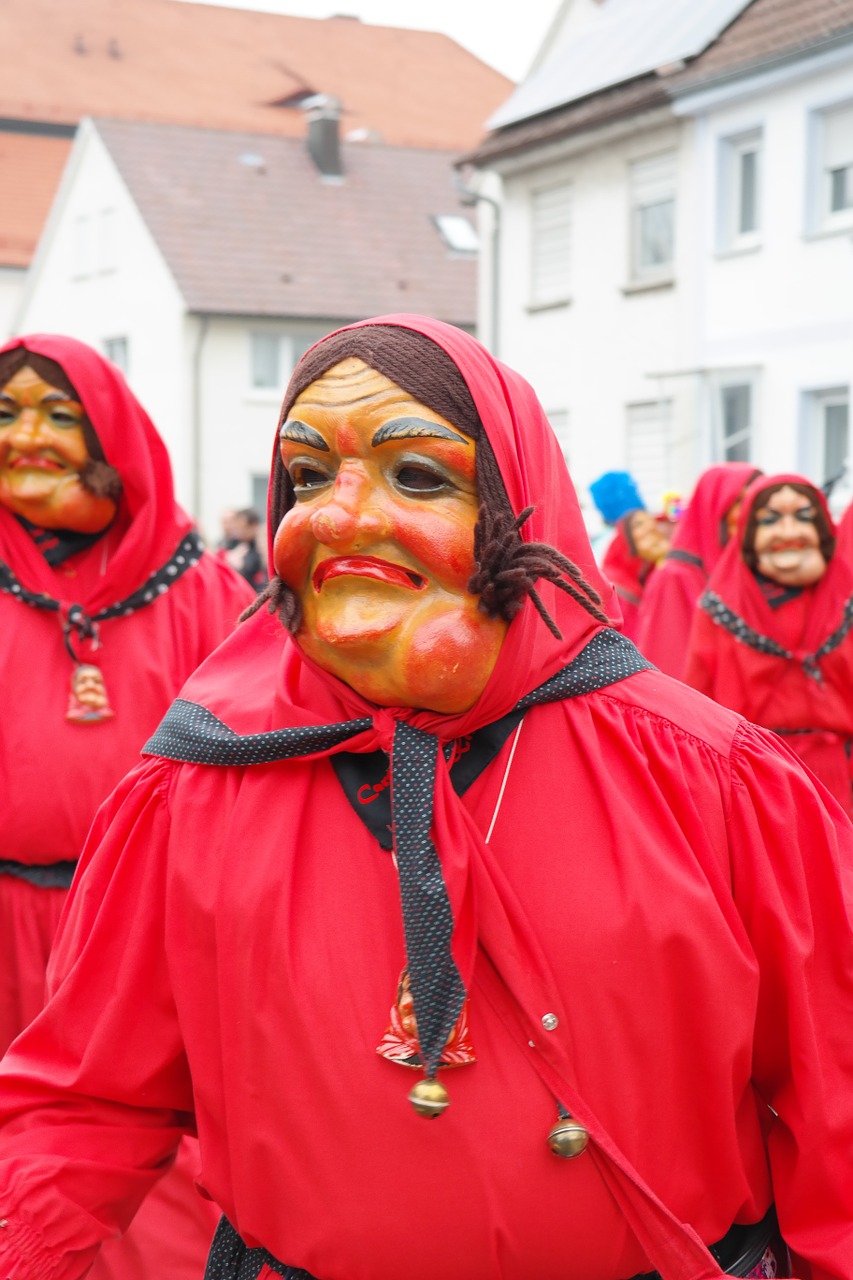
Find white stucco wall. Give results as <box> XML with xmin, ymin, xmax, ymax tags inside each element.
<box><xmin>0</xmin><ymin>266</ymin><xmax>27</xmax><ymax>341</ymax></box>
<box><xmin>479</xmin><ymin>41</ymin><xmax>853</xmax><ymax>524</ymax></box>
<box><xmin>193</xmin><ymin>315</ymin><xmax>338</xmax><ymax>544</ymax></box>
<box><xmin>14</xmin><ymin>122</ymin><xmax>192</xmax><ymax>507</ymax></box>
<box><xmin>681</xmin><ymin>49</ymin><xmax>853</xmax><ymax>482</ymax></box>
<box><xmin>487</xmin><ymin>111</ymin><xmax>699</xmax><ymax>523</ymax></box>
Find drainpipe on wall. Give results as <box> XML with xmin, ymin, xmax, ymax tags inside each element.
<box><xmin>191</xmin><ymin>313</ymin><xmax>210</xmax><ymax>524</ymax></box>
<box><xmin>454</xmin><ymin>169</ymin><xmax>501</xmax><ymax>358</ymax></box>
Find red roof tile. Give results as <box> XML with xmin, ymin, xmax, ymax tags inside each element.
<box><xmin>0</xmin><ymin>133</ymin><xmax>72</xmax><ymax>266</ymax></box>
<box><xmin>0</xmin><ymin>0</ymin><xmax>511</xmax><ymax>151</ymax></box>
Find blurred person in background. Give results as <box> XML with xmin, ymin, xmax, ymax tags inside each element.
<box><xmin>0</xmin><ymin>334</ymin><xmax>254</xmax><ymax>1280</ymax></box>
<box><xmin>587</xmin><ymin>469</ymin><xmax>645</xmax><ymax>563</ymax></box>
<box><xmin>684</xmin><ymin>473</ymin><xmax>853</xmax><ymax>818</ymax></box>
<box><xmin>219</xmin><ymin>506</ymin><xmax>267</xmax><ymax>592</ymax></box>
<box><xmin>637</xmin><ymin>462</ymin><xmax>761</xmax><ymax>679</ymax></box>
<box><xmin>601</xmin><ymin>506</ymin><xmax>673</xmax><ymax>642</ymax></box>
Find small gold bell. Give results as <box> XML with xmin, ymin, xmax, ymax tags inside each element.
<box><xmin>546</xmin><ymin>1114</ymin><xmax>589</xmax><ymax>1158</ymax></box>
<box><xmin>408</xmin><ymin>1077</ymin><xmax>450</xmax><ymax>1118</ymax></box>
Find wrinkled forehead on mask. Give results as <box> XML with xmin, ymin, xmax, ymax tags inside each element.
<box><xmin>0</xmin><ymin>345</ymin><xmax>106</xmax><ymax>463</ymax></box>
<box><xmin>268</xmin><ymin>324</ymin><xmax>515</xmax><ymax>531</ymax></box>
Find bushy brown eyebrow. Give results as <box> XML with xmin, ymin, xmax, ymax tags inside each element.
<box><xmin>280</xmin><ymin>419</ymin><xmax>330</xmax><ymax>451</ymax></box>
<box><xmin>371</xmin><ymin>417</ymin><xmax>468</xmax><ymax>446</ymax></box>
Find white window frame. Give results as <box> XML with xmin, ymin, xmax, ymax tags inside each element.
<box><xmin>806</xmin><ymin>99</ymin><xmax>853</xmax><ymax>234</ymax></box>
<box><xmin>629</xmin><ymin>152</ymin><xmax>676</xmax><ymax>284</ymax></box>
<box><xmin>103</xmin><ymin>336</ymin><xmax>129</xmax><ymax>374</ymax></box>
<box><xmin>799</xmin><ymin>386</ymin><xmax>850</xmax><ymax>487</ymax></box>
<box><xmin>529</xmin><ymin>181</ymin><xmax>572</xmax><ymax>308</ymax></box>
<box><xmin>247</xmin><ymin>330</ymin><xmax>319</xmax><ymax>396</ymax></box>
<box><xmin>717</xmin><ymin>128</ymin><xmax>762</xmax><ymax>253</ymax></box>
<box><xmin>710</xmin><ymin>371</ymin><xmax>758</xmax><ymax>464</ymax></box>
<box><xmin>625</xmin><ymin>399</ymin><xmax>673</xmax><ymax>509</ymax></box>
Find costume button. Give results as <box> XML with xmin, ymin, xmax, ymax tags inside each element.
<box><xmin>409</xmin><ymin>1078</ymin><xmax>450</xmax><ymax>1118</ymax></box>
<box><xmin>541</xmin><ymin>1013</ymin><xmax>559</xmax><ymax>1031</ymax></box>
<box><xmin>546</xmin><ymin>1116</ymin><xmax>589</xmax><ymax>1159</ymax></box>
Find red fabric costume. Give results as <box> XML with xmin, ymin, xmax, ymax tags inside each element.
<box><xmin>683</xmin><ymin>474</ymin><xmax>853</xmax><ymax>818</ymax></box>
<box><xmin>600</xmin><ymin>512</ymin><xmax>663</xmax><ymax>642</ymax></box>
<box><xmin>0</xmin><ymin>335</ymin><xmax>253</xmax><ymax>1277</ymax></box>
<box><xmin>636</xmin><ymin>464</ymin><xmax>759</xmax><ymax>678</ymax></box>
<box><xmin>0</xmin><ymin>319</ymin><xmax>851</xmax><ymax>1280</ymax></box>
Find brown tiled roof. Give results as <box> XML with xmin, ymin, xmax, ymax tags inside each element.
<box><xmin>0</xmin><ymin>133</ymin><xmax>72</xmax><ymax>266</ymax></box>
<box><xmin>0</xmin><ymin>0</ymin><xmax>511</xmax><ymax>151</ymax></box>
<box><xmin>461</xmin><ymin>77</ymin><xmax>670</xmax><ymax>167</ymax></box>
<box><xmin>465</xmin><ymin>0</ymin><xmax>853</xmax><ymax>167</ymax></box>
<box><xmin>671</xmin><ymin>0</ymin><xmax>853</xmax><ymax>92</ymax></box>
<box><xmin>92</xmin><ymin>118</ymin><xmax>477</xmax><ymax>324</ymax></box>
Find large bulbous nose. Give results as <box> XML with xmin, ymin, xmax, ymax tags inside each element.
<box><xmin>9</xmin><ymin>408</ymin><xmax>43</xmax><ymax>447</ymax></box>
<box><xmin>309</xmin><ymin>466</ymin><xmax>390</xmax><ymax>551</ymax></box>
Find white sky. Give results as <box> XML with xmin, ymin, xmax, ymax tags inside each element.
<box><xmin>177</xmin><ymin>0</ymin><xmax>563</xmax><ymax>81</ymax></box>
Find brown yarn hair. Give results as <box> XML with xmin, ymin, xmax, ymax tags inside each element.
<box><xmin>0</xmin><ymin>346</ymin><xmax>122</xmax><ymax>502</ymax></box>
<box><xmin>741</xmin><ymin>480</ymin><xmax>835</xmax><ymax>571</ymax></box>
<box><xmin>244</xmin><ymin>325</ymin><xmax>608</xmax><ymax>637</ymax></box>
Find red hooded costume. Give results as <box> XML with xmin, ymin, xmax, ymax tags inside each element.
<box><xmin>0</xmin><ymin>318</ymin><xmax>851</xmax><ymax>1280</ymax></box>
<box><xmin>601</xmin><ymin>512</ymin><xmax>667</xmax><ymax>642</ymax></box>
<box><xmin>684</xmin><ymin>474</ymin><xmax>853</xmax><ymax>818</ymax></box>
<box><xmin>636</xmin><ymin>464</ymin><xmax>759</xmax><ymax>678</ymax></box>
<box><xmin>0</xmin><ymin>335</ymin><xmax>254</xmax><ymax>1278</ymax></box>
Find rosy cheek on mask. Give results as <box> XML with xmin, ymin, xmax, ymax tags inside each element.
<box><xmin>384</xmin><ymin>508</ymin><xmax>476</xmax><ymax>588</ymax></box>
<box><xmin>273</xmin><ymin>507</ymin><xmax>320</xmax><ymax>589</ymax></box>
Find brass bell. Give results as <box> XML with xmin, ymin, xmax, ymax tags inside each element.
<box><xmin>408</xmin><ymin>1077</ymin><xmax>450</xmax><ymax>1118</ymax></box>
<box><xmin>546</xmin><ymin>1114</ymin><xmax>589</xmax><ymax>1158</ymax></box>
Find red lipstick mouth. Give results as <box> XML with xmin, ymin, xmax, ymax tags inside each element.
<box><xmin>313</xmin><ymin>556</ymin><xmax>427</xmax><ymax>591</ymax></box>
<box><xmin>768</xmin><ymin>539</ymin><xmax>808</xmax><ymax>552</ymax></box>
<box><xmin>8</xmin><ymin>453</ymin><xmax>67</xmax><ymax>472</ymax></box>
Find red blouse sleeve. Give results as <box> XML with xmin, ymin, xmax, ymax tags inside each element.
<box><xmin>727</xmin><ymin>722</ymin><xmax>853</xmax><ymax>1280</ymax></box>
<box><xmin>0</xmin><ymin>759</ymin><xmax>192</xmax><ymax>1280</ymax></box>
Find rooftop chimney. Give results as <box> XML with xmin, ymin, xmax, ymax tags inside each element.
<box><xmin>302</xmin><ymin>94</ymin><xmax>343</xmax><ymax>181</ymax></box>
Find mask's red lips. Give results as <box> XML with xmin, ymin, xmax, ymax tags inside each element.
<box><xmin>768</xmin><ymin>538</ymin><xmax>809</xmax><ymax>551</ymax></box>
<box><xmin>7</xmin><ymin>452</ymin><xmax>67</xmax><ymax>472</ymax></box>
<box><xmin>313</xmin><ymin>556</ymin><xmax>427</xmax><ymax>591</ymax></box>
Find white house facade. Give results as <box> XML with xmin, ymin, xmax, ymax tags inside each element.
<box><xmin>14</xmin><ymin>114</ymin><xmax>479</xmax><ymax>541</ymax></box>
<box><xmin>465</xmin><ymin>0</ymin><xmax>853</xmax><ymax>525</ymax></box>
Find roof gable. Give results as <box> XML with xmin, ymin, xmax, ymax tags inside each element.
<box><xmin>90</xmin><ymin>117</ymin><xmax>477</xmax><ymax>324</ymax></box>
<box><xmin>488</xmin><ymin>0</ymin><xmax>752</xmax><ymax>128</ymax></box>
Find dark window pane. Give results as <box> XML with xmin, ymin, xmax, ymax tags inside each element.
<box><xmin>830</xmin><ymin>166</ymin><xmax>853</xmax><ymax>213</ymax></box>
<box><xmin>251</xmin><ymin>334</ymin><xmax>280</xmax><ymax>389</ymax></box>
<box><xmin>722</xmin><ymin>384</ymin><xmax>750</xmax><ymax>438</ymax></box>
<box><xmin>739</xmin><ymin>150</ymin><xmax>758</xmax><ymax>233</ymax></box>
<box><xmin>638</xmin><ymin>199</ymin><xmax>674</xmax><ymax>269</ymax></box>
<box><xmin>825</xmin><ymin>401</ymin><xmax>849</xmax><ymax>480</ymax></box>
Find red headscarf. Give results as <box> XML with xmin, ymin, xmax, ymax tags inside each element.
<box><xmin>636</xmin><ymin>462</ymin><xmax>759</xmax><ymax>677</ymax></box>
<box><xmin>197</xmin><ymin>313</ymin><xmax>619</xmax><ymax>742</ymax></box>
<box><xmin>0</xmin><ymin>333</ymin><xmax>192</xmax><ymax>613</ymax></box>
<box><xmin>684</xmin><ymin>473</ymin><xmax>853</xmax><ymax>814</ymax></box>
<box><xmin>601</xmin><ymin>511</ymin><xmax>659</xmax><ymax>642</ymax></box>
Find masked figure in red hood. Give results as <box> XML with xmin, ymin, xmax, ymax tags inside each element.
<box><xmin>0</xmin><ymin>318</ymin><xmax>851</xmax><ymax>1280</ymax></box>
<box><xmin>636</xmin><ymin>463</ymin><xmax>761</xmax><ymax>678</ymax></box>
<box><xmin>0</xmin><ymin>336</ymin><xmax>255</xmax><ymax>1280</ymax></box>
<box><xmin>684</xmin><ymin>474</ymin><xmax>853</xmax><ymax>818</ymax></box>
<box><xmin>601</xmin><ymin>508</ymin><xmax>671</xmax><ymax>642</ymax></box>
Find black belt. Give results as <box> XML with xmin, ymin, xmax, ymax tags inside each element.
<box><xmin>633</xmin><ymin>1204</ymin><xmax>780</xmax><ymax>1279</ymax></box>
<box><xmin>205</xmin><ymin>1206</ymin><xmax>781</xmax><ymax>1280</ymax></box>
<box><xmin>0</xmin><ymin>859</ymin><xmax>78</xmax><ymax>889</ymax></box>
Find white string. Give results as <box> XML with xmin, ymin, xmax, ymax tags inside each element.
<box><xmin>484</xmin><ymin>717</ymin><xmax>524</xmax><ymax>844</ymax></box>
